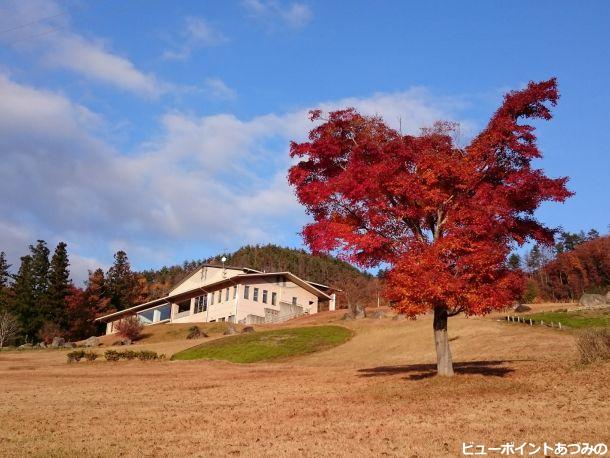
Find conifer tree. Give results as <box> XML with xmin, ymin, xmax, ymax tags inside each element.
<box><xmin>11</xmin><ymin>255</ymin><xmax>37</xmax><ymax>340</ymax></box>
<box><xmin>48</xmin><ymin>242</ymin><xmax>71</xmax><ymax>328</ymax></box>
<box><xmin>107</xmin><ymin>251</ymin><xmax>139</xmax><ymax>310</ymax></box>
<box><xmin>0</xmin><ymin>252</ymin><xmax>11</xmax><ymax>311</ymax></box>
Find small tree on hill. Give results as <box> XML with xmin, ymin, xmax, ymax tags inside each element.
<box><xmin>289</xmin><ymin>78</ymin><xmax>572</xmax><ymax>376</ymax></box>
<box><xmin>114</xmin><ymin>316</ymin><xmax>144</xmax><ymax>341</ymax></box>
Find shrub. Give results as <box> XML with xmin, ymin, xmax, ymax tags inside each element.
<box><xmin>104</xmin><ymin>350</ymin><xmax>121</xmax><ymax>361</ymax></box>
<box><xmin>577</xmin><ymin>328</ymin><xmax>610</xmax><ymax>364</ymax></box>
<box><xmin>67</xmin><ymin>350</ymin><xmax>86</xmax><ymax>363</ymax></box>
<box><xmin>114</xmin><ymin>316</ymin><xmax>144</xmax><ymax>341</ymax></box>
<box><xmin>136</xmin><ymin>350</ymin><xmax>159</xmax><ymax>361</ymax></box>
<box><xmin>84</xmin><ymin>351</ymin><xmax>98</xmax><ymax>362</ymax></box>
<box><xmin>122</xmin><ymin>350</ymin><xmax>137</xmax><ymax>360</ymax></box>
<box><xmin>187</xmin><ymin>326</ymin><xmax>208</xmax><ymax>339</ymax></box>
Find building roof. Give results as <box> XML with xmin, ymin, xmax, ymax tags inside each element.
<box><xmin>95</xmin><ymin>270</ymin><xmax>332</xmax><ymax>322</ymax></box>
<box><xmin>168</xmin><ymin>264</ymin><xmax>261</xmax><ymax>294</ymax></box>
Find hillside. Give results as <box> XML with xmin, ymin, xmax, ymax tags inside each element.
<box><xmin>139</xmin><ymin>244</ymin><xmax>381</xmax><ymax>308</ymax></box>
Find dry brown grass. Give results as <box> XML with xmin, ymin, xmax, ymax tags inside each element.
<box><xmin>1</xmin><ymin>310</ymin><xmax>608</xmax><ymax>457</ymax></box>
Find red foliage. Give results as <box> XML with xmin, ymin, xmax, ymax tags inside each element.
<box><xmin>289</xmin><ymin>79</ymin><xmax>572</xmax><ymax>317</ymax></box>
<box><xmin>114</xmin><ymin>316</ymin><xmax>143</xmax><ymax>341</ymax></box>
<box><xmin>540</xmin><ymin>236</ymin><xmax>610</xmax><ymax>300</ymax></box>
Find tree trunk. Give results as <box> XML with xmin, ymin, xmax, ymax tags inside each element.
<box><xmin>433</xmin><ymin>307</ymin><xmax>454</xmax><ymax>376</ymax></box>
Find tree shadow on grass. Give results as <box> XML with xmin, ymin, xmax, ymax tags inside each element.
<box><xmin>358</xmin><ymin>360</ymin><xmax>524</xmax><ymax>380</ymax></box>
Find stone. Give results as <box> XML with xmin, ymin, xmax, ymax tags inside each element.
<box><xmin>223</xmin><ymin>325</ymin><xmax>238</xmax><ymax>335</ymax></box>
<box><xmin>514</xmin><ymin>304</ymin><xmax>531</xmax><ymax>313</ymax></box>
<box><xmin>18</xmin><ymin>343</ymin><xmax>33</xmax><ymax>349</ymax></box>
<box><xmin>369</xmin><ymin>310</ymin><xmax>386</xmax><ymax>319</ymax></box>
<box><xmin>352</xmin><ymin>304</ymin><xmax>366</xmax><ymax>319</ymax></box>
<box><xmin>392</xmin><ymin>313</ymin><xmax>407</xmax><ymax>321</ymax></box>
<box><xmin>38</xmin><ymin>342</ymin><xmax>47</xmax><ymax>348</ymax></box>
<box><xmin>111</xmin><ymin>338</ymin><xmax>131</xmax><ymax>346</ymax></box>
<box><xmin>579</xmin><ymin>293</ymin><xmax>607</xmax><ymax>309</ymax></box>
<box><xmin>83</xmin><ymin>336</ymin><xmax>100</xmax><ymax>347</ymax></box>
<box><xmin>242</xmin><ymin>326</ymin><xmax>255</xmax><ymax>333</ymax></box>
<box><xmin>51</xmin><ymin>337</ymin><xmax>65</xmax><ymax>348</ymax></box>
<box><xmin>63</xmin><ymin>342</ymin><xmax>76</xmax><ymax>348</ymax></box>
<box><xmin>341</xmin><ymin>313</ymin><xmax>354</xmax><ymax>321</ymax></box>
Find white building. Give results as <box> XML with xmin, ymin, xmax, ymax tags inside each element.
<box><xmin>95</xmin><ymin>264</ymin><xmax>337</xmax><ymax>334</ymax></box>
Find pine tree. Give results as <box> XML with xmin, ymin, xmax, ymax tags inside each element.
<box><xmin>0</xmin><ymin>252</ymin><xmax>11</xmax><ymax>311</ymax></box>
<box><xmin>107</xmin><ymin>251</ymin><xmax>140</xmax><ymax>311</ymax></box>
<box><xmin>507</xmin><ymin>253</ymin><xmax>521</xmax><ymax>270</ymax></box>
<box><xmin>11</xmin><ymin>255</ymin><xmax>38</xmax><ymax>340</ymax></box>
<box><xmin>29</xmin><ymin>240</ymin><xmax>50</xmax><ymax>310</ymax></box>
<box><xmin>48</xmin><ymin>242</ymin><xmax>71</xmax><ymax>328</ymax></box>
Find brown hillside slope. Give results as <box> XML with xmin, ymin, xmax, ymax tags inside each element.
<box><xmin>0</xmin><ymin>314</ymin><xmax>608</xmax><ymax>457</ymax></box>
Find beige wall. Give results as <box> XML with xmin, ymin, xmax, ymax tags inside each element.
<box><xmin>103</xmin><ymin>275</ymin><xmax>324</xmax><ymax>333</ymax></box>
<box><xmin>170</xmin><ymin>266</ymin><xmax>243</xmax><ymax>295</ymax></box>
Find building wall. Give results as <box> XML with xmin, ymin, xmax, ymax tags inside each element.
<box><xmin>169</xmin><ymin>266</ymin><xmax>243</xmax><ymax>295</ymax></box>
<box><xmin>235</xmin><ymin>277</ymin><xmax>319</xmax><ymax>322</ymax></box>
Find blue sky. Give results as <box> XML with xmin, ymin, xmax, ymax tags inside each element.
<box><xmin>0</xmin><ymin>0</ymin><xmax>608</xmax><ymax>284</ymax></box>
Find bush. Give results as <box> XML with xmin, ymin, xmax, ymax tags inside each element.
<box><xmin>67</xmin><ymin>350</ymin><xmax>85</xmax><ymax>363</ymax></box>
<box><xmin>104</xmin><ymin>349</ymin><xmax>162</xmax><ymax>361</ymax></box>
<box><xmin>187</xmin><ymin>326</ymin><xmax>208</xmax><ymax>339</ymax></box>
<box><xmin>104</xmin><ymin>350</ymin><xmax>121</xmax><ymax>361</ymax></box>
<box><xmin>84</xmin><ymin>351</ymin><xmax>98</xmax><ymax>362</ymax></box>
<box><xmin>114</xmin><ymin>316</ymin><xmax>144</xmax><ymax>341</ymax></box>
<box><xmin>577</xmin><ymin>328</ymin><xmax>610</xmax><ymax>364</ymax></box>
<box><xmin>137</xmin><ymin>350</ymin><xmax>159</xmax><ymax>361</ymax></box>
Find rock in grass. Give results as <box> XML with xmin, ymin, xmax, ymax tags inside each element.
<box><xmin>514</xmin><ymin>304</ymin><xmax>531</xmax><ymax>313</ymax></box>
<box><xmin>341</xmin><ymin>313</ymin><xmax>354</xmax><ymax>321</ymax></box>
<box><xmin>51</xmin><ymin>337</ymin><xmax>65</xmax><ymax>348</ymax></box>
<box><xmin>369</xmin><ymin>310</ymin><xmax>386</xmax><ymax>319</ymax></box>
<box><xmin>242</xmin><ymin>326</ymin><xmax>255</xmax><ymax>333</ymax></box>
<box><xmin>223</xmin><ymin>325</ymin><xmax>238</xmax><ymax>335</ymax></box>
<box><xmin>392</xmin><ymin>313</ymin><xmax>407</xmax><ymax>321</ymax></box>
<box><xmin>18</xmin><ymin>343</ymin><xmax>33</xmax><ymax>349</ymax></box>
<box><xmin>83</xmin><ymin>336</ymin><xmax>100</xmax><ymax>347</ymax></box>
<box><xmin>579</xmin><ymin>293</ymin><xmax>607</xmax><ymax>308</ymax></box>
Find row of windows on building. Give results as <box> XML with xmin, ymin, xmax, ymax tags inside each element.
<box><xmin>191</xmin><ymin>285</ymin><xmax>299</xmax><ymax>315</ymax></box>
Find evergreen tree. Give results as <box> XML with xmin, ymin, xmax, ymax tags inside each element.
<box><xmin>11</xmin><ymin>255</ymin><xmax>38</xmax><ymax>340</ymax></box>
<box><xmin>507</xmin><ymin>253</ymin><xmax>521</xmax><ymax>270</ymax></box>
<box><xmin>48</xmin><ymin>242</ymin><xmax>71</xmax><ymax>328</ymax></box>
<box><xmin>107</xmin><ymin>251</ymin><xmax>140</xmax><ymax>310</ymax></box>
<box><xmin>0</xmin><ymin>252</ymin><xmax>11</xmax><ymax>311</ymax></box>
<box><xmin>29</xmin><ymin>240</ymin><xmax>50</xmax><ymax>308</ymax></box>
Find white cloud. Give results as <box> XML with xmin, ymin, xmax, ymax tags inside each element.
<box><xmin>242</xmin><ymin>0</ymin><xmax>313</xmax><ymax>29</ymax></box>
<box><xmin>202</xmin><ymin>77</ymin><xmax>237</xmax><ymax>101</ymax></box>
<box><xmin>0</xmin><ymin>74</ymin><xmax>470</xmax><ymax>280</ymax></box>
<box><xmin>0</xmin><ymin>0</ymin><xmax>163</xmax><ymax>97</ymax></box>
<box><xmin>162</xmin><ymin>17</ymin><xmax>228</xmax><ymax>61</ymax></box>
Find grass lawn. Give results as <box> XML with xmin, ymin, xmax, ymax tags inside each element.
<box><xmin>172</xmin><ymin>325</ymin><xmax>352</xmax><ymax>363</ymax></box>
<box><xmin>521</xmin><ymin>308</ymin><xmax>610</xmax><ymax>329</ymax></box>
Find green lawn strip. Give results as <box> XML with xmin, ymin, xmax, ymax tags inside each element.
<box><xmin>519</xmin><ymin>310</ymin><xmax>610</xmax><ymax>329</ymax></box>
<box><xmin>171</xmin><ymin>325</ymin><xmax>353</xmax><ymax>363</ymax></box>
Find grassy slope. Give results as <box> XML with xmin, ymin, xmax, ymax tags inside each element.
<box><xmin>172</xmin><ymin>325</ymin><xmax>352</xmax><ymax>363</ymax></box>
<box><xmin>520</xmin><ymin>308</ymin><xmax>610</xmax><ymax>329</ymax></box>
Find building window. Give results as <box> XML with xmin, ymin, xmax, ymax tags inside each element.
<box><xmin>210</xmin><ymin>292</ymin><xmax>214</xmax><ymax>305</ymax></box>
<box><xmin>271</xmin><ymin>292</ymin><xmax>277</xmax><ymax>306</ymax></box>
<box><xmin>253</xmin><ymin>288</ymin><xmax>259</xmax><ymax>302</ymax></box>
<box><xmin>233</xmin><ymin>286</ymin><xmax>237</xmax><ymax>299</ymax></box>
<box><xmin>218</xmin><ymin>290</ymin><xmax>222</xmax><ymax>303</ymax></box>
<box><xmin>219</xmin><ymin>317</ymin><xmax>225</xmax><ymax>322</ymax></box>
<box><xmin>292</xmin><ymin>297</ymin><xmax>297</xmax><ymax>306</ymax></box>
<box><xmin>244</xmin><ymin>285</ymin><xmax>249</xmax><ymax>299</ymax></box>
<box><xmin>225</xmin><ymin>288</ymin><xmax>229</xmax><ymax>301</ymax></box>
<box><xmin>194</xmin><ymin>295</ymin><xmax>207</xmax><ymax>314</ymax></box>
<box><xmin>276</xmin><ymin>275</ymin><xmax>281</xmax><ymax>284</ymax></box>
<box><xmin>262</xmin><ymin>290</ymin><xmax>268</xmax><ymax>304</ymax></box>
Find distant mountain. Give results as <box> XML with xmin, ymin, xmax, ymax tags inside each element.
<box><xmin>139</xmin><ymin>244</ymin><xmax>380</xmax><ymax>309</ymax></box>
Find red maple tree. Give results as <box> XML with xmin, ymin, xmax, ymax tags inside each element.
<box><xmin>288</xmin><ymin>78</ymin><xmax>572</xmax><ymax>375</ymax></box>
